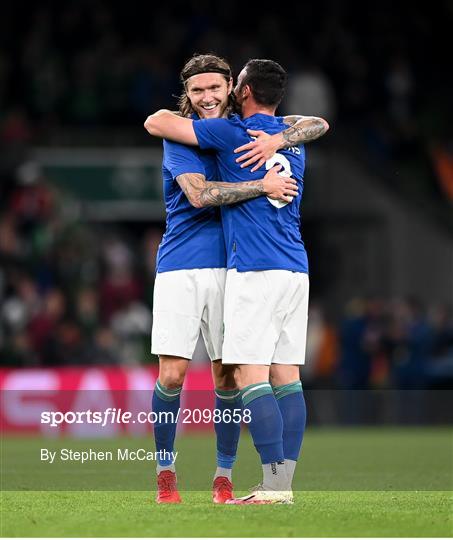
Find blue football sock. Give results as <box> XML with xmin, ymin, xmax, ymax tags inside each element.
<box><xmin>241</xmin><ymin>383</ymin><xmax>284</xmax><ymax>464</ymax></box>
<box><xmin>273</xmin><ymin>381</ymin><xmax>306</xmax><ymax>462</ymax></box>
<box><xmin>152</xmin><ymin>379</ymin><xmax>182</xmax><ymax>467</ymax></box>
<box><xmin>215</xmin><ymin>388</ymin><xmax>241</xmax><ymax>472</ymax></box>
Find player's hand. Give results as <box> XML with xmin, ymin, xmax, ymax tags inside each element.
<box><xmin>234</xmin><ymin>130</ymin><xmax>281</xmax><ymax>172</ymax></box>
<box><xmin>262</xmin><ymin>165</ymin><xmax>298</xmax><ymax>203</ymax></box>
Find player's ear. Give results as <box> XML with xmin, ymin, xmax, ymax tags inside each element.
<box><xmin>242</xmin><ymin>84</ymin><xmax>251</xmax><ymax>99</ymax></box>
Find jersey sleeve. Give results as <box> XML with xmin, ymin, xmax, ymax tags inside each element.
<box><xmin>163</xmin><ymin>140</ymin><xmax>206</xmax><ymax>179</ymax></box>
<box><xmin>193</xmin><ymin>118</ymin><xmax>236</xmax><ymax>151</ymax></box>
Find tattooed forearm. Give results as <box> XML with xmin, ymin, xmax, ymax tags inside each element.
<box><xmin>199</xmin><ymin>181</ymin><xmax>264</xmax><ymax>206</ymax></box>
<box><xmin>281</xmin><ymin>116</ymin><xmax>329</xmax><ymax>146</ymax></box>
<box><xmin>281</xmin><ymin>115</ymin><xmax>301</xmax><ymax>127</ymax></box>
<box><xmin>176</xmin><ymin>173</ymin><xmax>264</xmax><ymax>208</ymax></box>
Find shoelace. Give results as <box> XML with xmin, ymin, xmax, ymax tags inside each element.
<box><xmin>216</xmin><ymin>477</ymin><xmax>232</xmax><ymax>490</ymax></box>
<box><xmin>158</xmin><ymin>472</ymin><xmax>176</xmax><ymax>492</ymax></box>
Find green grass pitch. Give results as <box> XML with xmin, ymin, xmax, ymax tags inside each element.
<box><xmin>1</xmin><ymin>428</ymin><xmax>452</xmax><ymax>537</ymax></box>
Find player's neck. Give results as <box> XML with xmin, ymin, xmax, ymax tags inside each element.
<box><xmin>241</xmin><ymin>99</ymin><xmax>276</xmax><ymax>119</ymax></box>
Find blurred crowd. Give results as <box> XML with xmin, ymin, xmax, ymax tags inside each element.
<box><xmin>0</xmin><ymin>168</ymin><xmax>163</xmax><ymax>367</ymax></box>
<box><xmin>1</xmin><ymin>170</ymin><xmax>452</xmax><ymax>392</ymax></box>
<box><xmin>0</xmin><ymin>2</ymin><xmax>452</xmax><ymax>390</ymax></box>
<box><xmin>0</xmin><ymin>2</ymin><xmax>452</xmax><ymax>208</ymax></box>
<box><xmin>305</xmin><ymin>298</ymin><xmax>453</xmax><ymax>391</ymax></box>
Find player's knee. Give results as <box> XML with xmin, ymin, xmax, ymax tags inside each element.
<box><xmin>216</xmin><ymin>377</ymin><xmax>237</xmax><ymax>391</ymax></box>
<box><xmin>232</xmin><ymin>367</ymin><xmax>245</xmax><ymax>389</ymax></box>
<box><xmin>159</xmin><ymin>371</ymin><xmax>185</xmax><ymax>388</ymax></box>
<box><xmin>233</xmin><ymin>365</ymin><xmax>270</xmax><ymax>389</ymax></box>
<box><xmin>159</xmin><ymin>365</ymin><xmax>187</xmax><ymax>388</ymax></box>
<box><xmin>212</xmin><ymin>363</ymin><xmax>237</xmax><ymax>390</ymax></box>
<box><xmin>269</xmin><ymin>365</ymin><xmax>301</xmax><ymax>387</ymax></box>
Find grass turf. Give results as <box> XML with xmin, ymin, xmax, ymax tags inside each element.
<box><xmin>2</xmin><ymin>490</ymin><xmax>452</xmax><ymax>537</ymax></box>
<box><xmin>1</xmin><ymin>428</ymin><xmax>452</xmax><ymax>537</ymax></box>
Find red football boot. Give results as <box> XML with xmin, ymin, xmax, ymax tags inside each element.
<box><xmin>156</xmin><ymin>470</ymin><xmax>182</xmax><ymax>504</ymax></box>
<box><xmin>212</xmin><ymin>476</ymin><xmax>234</xmax><ymax>504</ymax></box>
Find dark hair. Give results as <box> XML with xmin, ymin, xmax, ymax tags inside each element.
<box><xmin>239</xmin><ymin>59</ymin><xmax>288</xmax><ymax>107</ymax></box>
<box><xmin>178</xmin><ymin>53</ymin><xmax>237</xmax><ymax>117</ymax></box>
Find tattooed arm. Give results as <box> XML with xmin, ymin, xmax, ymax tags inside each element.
<box><xmin>234</xmin><ymin>115</ymin><xmax>330</xmax><ymax>171</ymax></box>
<box><xmin>176</xmin><ymin>167</ymin><xmax>298</xmax><ymax>208</ymax></box>
<box><xmin>281</xmin><ymin>115</ymin><xmax>330</xmax><ymax>145</ymax></box>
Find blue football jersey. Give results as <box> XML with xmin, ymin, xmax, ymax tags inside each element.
<box><xmin>156</xmin><ymin>139</ymin><xmax>227</xmax><ymax>272</ymax></box>
<box><xmin>193</xmin><ymin>113</ymin><xmax>308</xmax><ymax>273</ymax></box>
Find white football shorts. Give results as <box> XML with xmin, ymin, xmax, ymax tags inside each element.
<box><xmin>222</xmin><ymin>269</ymin><xmax>309</xmax><ymax>365</ymax></box>
<box><xmin>151</xmin><ymin>268</ymin><xmax>226</xmax><ymax>361</ymax></box>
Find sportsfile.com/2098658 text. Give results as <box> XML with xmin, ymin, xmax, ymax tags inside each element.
<box><xmin>40</xmin><ymin>408</ymin><xmax>251</xmax><ymax>427</ymax></box>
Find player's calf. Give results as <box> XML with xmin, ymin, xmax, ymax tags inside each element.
<box><xmin>239</xmin><ymin>381</ymin><xmax>290</xmax><ymax>492</ymax></box>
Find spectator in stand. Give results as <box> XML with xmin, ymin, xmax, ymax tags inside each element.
<box><xmin>337</xmin><ymin>298</ymin><xmax>372</xmax><ymax>390</ymax></box>
<box><xmin>283</xmin><ymin>60</ymin><xmax>336</xmax><ymax>124</ymax></box>
<box><xmin>100</xmin><ymin>238</ymin><xmax>142</xmax><ymax>323</ymax></box>
<box><xmin>27</xmin><ymin>288</ymin><xmax>66</xmax><ymax>364</ymax></box>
